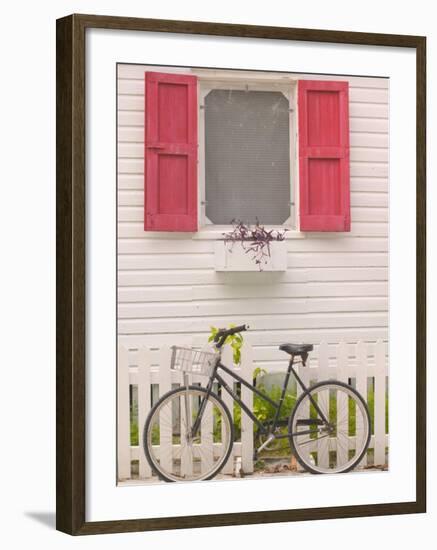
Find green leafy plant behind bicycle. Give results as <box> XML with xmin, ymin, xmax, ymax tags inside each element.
<box><xmin>208</xmin><ymin>324</ymin><xmax>244</xmax><ymax>365</ymax></box>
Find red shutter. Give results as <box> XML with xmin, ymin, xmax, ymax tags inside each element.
<box><xmin>298</xmin><ymin>80</ymin><xmax>350</xmax><ymax>232</ymax></box>
<box><xmin>144</xmin><ymin>72</ymin><xmax>198</xmax><ymax>231</ymax></box>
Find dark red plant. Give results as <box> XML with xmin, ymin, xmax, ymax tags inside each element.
<box><xmin>223</xmin><ymin>219</ymin><xmax>287</xmax><ymax>271</ymax></box>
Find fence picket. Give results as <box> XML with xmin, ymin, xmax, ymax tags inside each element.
<box><xmin>200</xmin><ymin>385</ymin><xmax>214</xmax><ymax>476</ymax></box>
<box><xmin>180</xmin><ymin>384</ymin><xmax>194</xmax><ymax>479</ymax></box>
<box><xmin>295</xmin><ymin>354</ymin><xmax>311</xmax><ymax>472</ymax></box>
<box><xmin>317</xmin><ymin>342</ymin><xmax>330</xmax><ymax>470</ymax></box>
<box><xmin>220</xmin><ymin>345</ymin><xmax>235</xmax><ymax>475</ymax></box>
<box><xmin>241</xmin><ymin>343</ymin><xmax>254</xmax><ymax>474</ymax></box>
<box><xmin>158</xmin><ymin>347</ymin><xmax>173</xmax><ymax>475</ymax></box>
<box><xmin>374</xmin><ymin>340</ymin><xmax>386</xmax><ymax>466</ymax></box>
<box><xmin>138</xmin><ymin>347</ymin><xmax>152</xmax><ymax>478</ymax></box>
<box><xmin>117</xmin><ymin>345</ymin><xmax>131</xmax><ymax>481</ymax></box>
<box><xmin>336</xmin><ymin>342</ymin><xmax>350</xmax><ymax>468</ymax></box>
<box><xmin>356</xmin><ymin>341</ymin><xmax>368</xmax><ymax>467</ymax></box>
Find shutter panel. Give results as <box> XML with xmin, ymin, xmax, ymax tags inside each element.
<box><xmin>144</xmin><ymin>72</ymin><xmax>198</xmax><ymax>231</ymax></box>
<box><xmin>298</xmin><ymin>80</ymin><xmax>350</xmax><ymax>232</ymax></box>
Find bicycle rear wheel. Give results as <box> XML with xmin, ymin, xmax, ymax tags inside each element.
<box><xmin>289</xmin><ymin>381</ymin><xmax>371</xmax><ymax>474</ymax></box>
<box><xmin>143</xmin><ymin>386</ymin><xmax>234</xmax><ymax>482</ymax></box>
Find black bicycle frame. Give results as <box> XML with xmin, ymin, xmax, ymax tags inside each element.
<box><xmin>191</xmin><ymin>354</ymin><xmax>329</xmax><ymax>439</ymax></box>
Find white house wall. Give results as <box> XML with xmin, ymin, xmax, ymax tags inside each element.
<box><xmin>117</xmin><ymin>64</ymin><xmax>389</xmax><ymax>369</ymax></box>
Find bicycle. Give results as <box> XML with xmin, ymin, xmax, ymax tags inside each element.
<box><xmin>143</xmin><ymin>325</ymin><xmax>371</xmax><ymax>482</ymax></box>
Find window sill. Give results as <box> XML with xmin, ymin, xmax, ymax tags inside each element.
<box><xmin>192</xmin><ymin>226</ymin><xmax>306</xmax><ymax>240</ymax></box>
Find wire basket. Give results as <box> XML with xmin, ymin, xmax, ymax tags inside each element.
<box><xmin>170</xmin><ymin>345</ymin><xmax>219</xmax><ymax>377</ymax></box>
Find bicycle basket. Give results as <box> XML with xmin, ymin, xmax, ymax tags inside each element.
<box><xmin>170</xmin><ymin>346</ymin><xmax>219</xmax><ymax>377</ymax></box>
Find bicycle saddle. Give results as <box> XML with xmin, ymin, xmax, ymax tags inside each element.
<box><xmin>279</xmin><ymin>343</ymin><xmax>313</xmax><ymax>356</ymax></box>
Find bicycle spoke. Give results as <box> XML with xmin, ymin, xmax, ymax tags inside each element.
<box><xmin>296</xmin><ymin>433</ymin><xmax>330</xmax><ymax>446</ymax></box>
<box><xmin>145</xmin><ymin>388</ymin><xmax>232</xmax><ymax>481</ymax></box>
<box><xmin>291</xmin><ymin>382</ymin><xmax>370</xmax><ymax>473</ymax></box>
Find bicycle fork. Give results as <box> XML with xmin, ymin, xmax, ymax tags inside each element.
<box><xmin>186</xmin><ymin>372</ymin><xmax>216</xmax><ymax>440</ymax></box>
<box><xmin>183</xmin><ymin>373</ymin><xmax>194</xmax><ymax>443</ymax></box>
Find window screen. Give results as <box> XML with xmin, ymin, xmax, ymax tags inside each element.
<box><xmin>205</xmin><ymin>89</ymin><xmax>291</xmax><ymax>225</ymax></box>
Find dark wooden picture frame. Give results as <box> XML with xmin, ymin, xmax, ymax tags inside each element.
<box><xmin>56</xmin><ymin>13</ymin><xmax>426</xmax><ymax>535</ymax></box>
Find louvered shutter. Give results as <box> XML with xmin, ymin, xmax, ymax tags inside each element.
<box><xmin>298</xmin><ymin>80</ymin><xmax>350</xmax><ymax>231</ymax></box>
<box><xmin>144</xmin><ymin>72</ymin><xmax>198</xmax><ymax>231</ymax></box>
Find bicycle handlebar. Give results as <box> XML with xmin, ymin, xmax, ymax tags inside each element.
<box><xmin>214</xmin><ymin>324</ymin><xmax>249</xmax><ymax>343</ymax></box>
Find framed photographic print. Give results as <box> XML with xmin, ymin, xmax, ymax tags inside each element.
<box><xmin>56</xmin><ymin>14</ymin><xmax>426</xmax><ymax>535</ymax></box>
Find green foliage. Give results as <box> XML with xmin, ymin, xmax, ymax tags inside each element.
<box><xmin>251</xmin><ymin>369</ymin><xmax>297</xmax><ymax>455</ymax></box>
<box><xmin>130</xmin><ymin>401</ymin><xmax>139</xmax><ymax>446</ymax></box>
<box><xmin>253</xmin><ymin>366</ymin><xmax>267</xmax><ymax>379</ymax></box>
<box><xmin>208</xmin><ymin>324</ymin><xmax>244</xmax><ymax>365</ymax></box>
<box><xmin>131</xmin><ymin>420</ymin><xmax>139</xmax><ymax>446</ymax></box>
<box><xmin>233</xmin><ymin>401</ymin><xmax>242</xmax><ymax>440</ymax></box>
<box><xmin>253</xmin><ymin>369</ymin><xmax>296</xmax><ymax>425</ymax></box>
<box><xmin>366</xmin><ymin>386</ymin><xmax>389</xmax><ymax>435</ymax></box>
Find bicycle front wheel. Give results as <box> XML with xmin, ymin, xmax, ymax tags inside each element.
<box><xmin>289</xmin><ymin>381</ymin><xmax>371</xmax><ymax>474</ymax></box>
<box><xmin>143</xmin><ymin>386</ymin><xmax>234</xmax><ymax>482</ymax></box>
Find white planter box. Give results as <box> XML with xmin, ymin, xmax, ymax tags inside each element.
<box><xmin>214</xmin><ymin>240</ymin><xmax>287</xmax><ymax>272</ymax></box>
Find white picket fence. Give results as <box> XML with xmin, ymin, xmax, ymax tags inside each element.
<box><xmin>118</xmin><ymin>341</ymin><xmax>388</xmax><ymax>482</ymax></box>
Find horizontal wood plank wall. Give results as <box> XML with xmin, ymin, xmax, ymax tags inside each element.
<box><xmin>117</xmin><ymin>64</ymin><xmax>389</xmax><ymax>368</ymax></box>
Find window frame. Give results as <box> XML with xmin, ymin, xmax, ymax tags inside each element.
<box><xmin>197</xmin><ymin>73</ymin><xmax>299</xmax><ymax>236</ymax></box>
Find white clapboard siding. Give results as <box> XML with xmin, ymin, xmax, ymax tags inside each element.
<box><xmin>349</xmin><ymin>118</ymin><xmax>388</xmax><ymax>133</ymax></box>
<box><xmin>118</xmin><ymin>252</ymin><xmax>388</xmax><ymax>271</ymax></box>
<box><xmin>117</xmin><ymin>231</ymin><xmax>389</xmax><ymax>254</ymax></box>
<box><xmin>117</xmin><ymin>300</ymin><xmax>388</xmax><ymax>323</ymax></box>
<box><xmin>118</xmin><ymin>77</ymin><xmax>389</xmax><ymax>100</ymax></box>
<box><xmin>118</xmin><ymin>341</ymin><xmax>388</xmax><ymax>483</ymax></box>
<box><xmin>119</xmin><ymin>313</ymin><xmax>388</xmax><ymax>336</ymax></box>
<box><xmin>118</xmin><ymin>297</ymin><xmax>388</xmax><ymax>319</ymax></box>
<box><xmin>118</xmin><ymin>281</ymin><xmax>388</xmax><ymax>303</ymax></box>
<box><xmin>117</xmin><ymin>249</ymin><xmax>390</xmax><ymax>270</ymax></box>
<box><xmin>118</xmin><ymin>64</ymin><xmax>388</xmax><ymax>85</ymax></box>
<box><xmin>118</xmin><ymin>267</ymin><xmax>387</xmax><ymax>286</ymax></box>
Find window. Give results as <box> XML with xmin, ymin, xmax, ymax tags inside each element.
<box><xmin>144</xmin><ymin>71</ymin><xmax>350</xmax><ymax>233</ymax></box>
<box><xmin>202</xmin><ymin>87</ymin><xmax>292</xmax><ymax>226</ymax></box>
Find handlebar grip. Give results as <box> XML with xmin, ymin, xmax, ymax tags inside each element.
<box><xmin>230</xmin><ymin>324</ymin><xmax>248</xmax><ymax>335</ymax></box>
<box><xmin>214</xmin><ymin>324</ymin><xmax>249</xmax><ymax>342</ymax></box>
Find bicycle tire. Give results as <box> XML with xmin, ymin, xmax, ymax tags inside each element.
<box><xmin>143</xmin><ymin>385</ymin><xmax>234</xmax><ymax>482</ymax></box>
<box><xmin>288</xmin><ymin>380</ymin><xmax>371</xmax><ymax>474</ymax></box>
